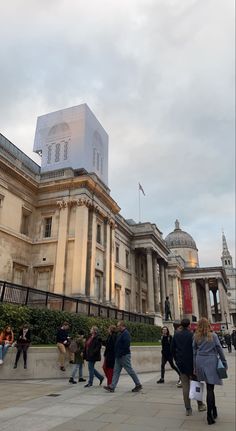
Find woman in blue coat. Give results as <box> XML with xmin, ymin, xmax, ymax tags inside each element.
<box><xmin>193</xmin><ymin>318</ymin><xmax>228</xmax><ymax>425</ymax></box>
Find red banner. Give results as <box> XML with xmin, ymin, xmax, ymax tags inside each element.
<box><xmin>181</xmin><ymin>280</ymin><xmax>192</xmax><ymax>314</ymax></box>
<box><xmin>190</xmin><ymin>322</ymin><xmax>221</xmax><ymax>332</ymax></box>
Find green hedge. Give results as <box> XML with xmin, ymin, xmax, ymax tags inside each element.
<box><xmin>0</xmin><ymin>303</ymin><xmax>161</xmax><ymax>344</ymax></box>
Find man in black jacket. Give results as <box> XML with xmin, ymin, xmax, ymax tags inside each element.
<box><xmin>171</xmin><ymin>318</ymin><xmax>206</xmax><ymax>416</ymax></box>
<box><xmin>104</xmin><ymin>321</ymin><xmax>142</xmax><ymax>393</ymax></box>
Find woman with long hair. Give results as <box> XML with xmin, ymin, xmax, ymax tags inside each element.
<box><xmin>193</xmin><ymin>318</ymin><xmax>228</xmax><ymax>425</ymax></box>
<box><xmin>83</xmin><ymin>326</ymin><xmax>104</xmax><ymax>387</ymax></box>
<box><xmin>0</xmin><ymin>325</ymin><xmax>14</xmax><ymax>364</ymax></box>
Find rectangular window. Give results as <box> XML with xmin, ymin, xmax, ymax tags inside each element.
<box><xmin>63</xmin><ymin>142</ymin><xmax>68</xmax><ymax>160</ymax></box>
<box><xmin>93</xmin><ymin>148</ymin><xmax>96</xmax><ymax>166</ymax></box>
<box><xmin>96</xmin><ymin>223</ymin><xmax>101</xmax><ymax>244</ymax></box>
<box><xmin>125</xmin><ymin>250</ymin><xmax>129</xmax><ymax>269</ymax></box>
<box><xmin>96</xmin><ymin>152</ymin><xmax>100</xmax><ymax>170</ymax></box>
<box><xmin>115</xmin><ymin>245</ymin><xmax>119</xmax><ymax>263</ymax></box>
<box><xmin>44</xmin><ymin>217</ymin><xmax>52</xmax><ymax>238</ymax></box>
<box><xmin>47</xmin><ymin>145</ymin><xmax>52</xmax><ymax>164</ymax></box>
<box><xmin>55</xmin><ymin>143</ymin><xmax>60</xmax><ymax>162</ymax></box>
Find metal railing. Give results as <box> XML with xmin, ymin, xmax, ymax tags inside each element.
<box><xmin>0</xmin><ymin>281</ymin><xmax>154</xmax><ymax>325</ymax></box>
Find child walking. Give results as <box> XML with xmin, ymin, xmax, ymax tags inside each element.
<box><xmin>69</xmin><ymin>330</ymin><xmax>86</xmax><ymax>384</ymax></box>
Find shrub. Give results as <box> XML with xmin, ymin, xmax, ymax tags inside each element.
<box><xmin>0</xmin><ymin>303</ymin><xmax>161</xmax><ymax>344</ymax></box>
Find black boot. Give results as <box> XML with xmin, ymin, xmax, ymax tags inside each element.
<box><xmin>207</xmin><ymin>413</ymin><xmax>215</xmax><ymax>425</ymax></box>
<box><xmin>212</xmin><ymin>406</ymin><xmax>218</xmax><ymax>419</ymax></box>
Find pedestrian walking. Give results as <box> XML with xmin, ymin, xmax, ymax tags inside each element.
<box><xmin>231</xmin><ymin>330</ymin><xmax>236</xmax><ymax>350</ymax></box>
<box><xmin>193</xmin><ymin>318</ymin><xmax>228</xmax><ymax>425</ymax></box>
<box><xmin>83</xmin><ymin>326</ymin><xmax>104</xmax><ymax>387</ymax></box>
<box><xmin>13</xmin><ymin>323</ymin><xmax>31</xmax><ymax>369</ymax></box>
<box><xmin>56</xmin><ymin>321</ymin><xmax>74</xmax><ymax>371</ymax></box>
<box><xmin>102</xmin><ymin>325</ymin><xmax>117</xmax><ymax>386</ymax></box>
<box><xmin>104</xmin><ymin>320</ymin><xmax>142</xmax><ymax>393</ymax></box>
<box><xmin>224</xmin><ymin>332</ymin><xmax>232</xmax><ymax>353</ymax></box>
<box><xmin>171</xmin><ymin>318</ymin><xmax>206</xmax><ymax>416</ymax></box>
<box><xmin>69</xmin><ymin>330</ymin><xmax>86</xmax><ymax>384</ymax></box>
<box><xmin>157</xmin><ymin>326</ymin><xmax>181</xmax><ymax>387</ymax></box>
<box><xmin>0</xmin><ymin>325</ymin><xmax>14</xmax><ymax>364</ymax></box>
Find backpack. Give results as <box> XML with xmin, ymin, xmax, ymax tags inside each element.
<box><xmin>69</xmin><ymin>340</ymin><xmax>78</xmax><ymax>353</ymax></box>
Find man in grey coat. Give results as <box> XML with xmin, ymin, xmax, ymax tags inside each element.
<box><xmin>171</xmin><ymin>318</ymin><xmax>206</xmax><ymax>416</ymax></box>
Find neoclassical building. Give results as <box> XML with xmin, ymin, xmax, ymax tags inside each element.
<box><xmin>0</xmin><ymin>104</ymin><xmax>234</xmax><ymax>326</ymax></box>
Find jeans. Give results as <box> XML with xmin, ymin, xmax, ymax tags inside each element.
<box><xmin>87</xmin><ymin>361</ymin><xmax>103</xmax><ymax>385</ymax></box>
<box><xmin>161</xmin><ymin>355</ymin><xmax>180</xmax><ymax>379</ymax></box>
<box><xmin>110</xmin><ymin>354</ymin><xmax>140</xmax><ymax>389</ymax></box>
<box><xmin>15</xmin><ymin>344</ymin><xmax>29</xmax><ymax>366</ymax></box>
<box><xmin>72</xmin><ymin>363</ymin><xmax>83</xmax><ymax>380</ymax></box>
<box><xmin>0</xmin><ymin>344</ymin><xmax>11</xmax><ymax>360</ymax></box>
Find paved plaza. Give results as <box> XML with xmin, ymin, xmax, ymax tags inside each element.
<box><xmin>0</xmin><ymin>351</ymin><xmax>235</xmax><ymax>431</ymax></box>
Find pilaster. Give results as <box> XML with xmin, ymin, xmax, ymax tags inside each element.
<box><xmin>54</xmin><ymin>200</ymin><xmax>69</xmax><ymax>295</ymax></box>
<box><xmin>71</xmin><ymin>200</ymin><xmax>89</xmax><ymax>295</ymax></box>
<box><xmin>146</xmin><ymin>248</ymin><xmax>155</xmax><ymax>313</ymax></box>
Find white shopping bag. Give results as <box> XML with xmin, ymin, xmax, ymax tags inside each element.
<box><xmin>189</xmin><ymin>380</ymin><xmax>204</xmax><ymax>402</ymax></box>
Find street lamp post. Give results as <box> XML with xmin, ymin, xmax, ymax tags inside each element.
<box><xmin>224</xmin><ymin>312</ymin><xmax>228</xmax><ymax>330</ymax></box>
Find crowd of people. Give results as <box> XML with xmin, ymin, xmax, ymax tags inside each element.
<box><xmin>0</xmin><ymin>318</ymin><xmax>233</xmax><ymax>425</ymax></box>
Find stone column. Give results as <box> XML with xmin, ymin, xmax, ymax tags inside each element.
<box><xmin>159</xmin><ymin>261</ymin><xmax>165</xmax><ymax>314</ymax></box>
<box><xmin>153</xmin><ymin>255</ymin><xmax>160</xmax><ymax>312</ymax></box>
<box><xmin>138</xmin><ymin>254</ymin><xmax>142</xmax><ymax>312</ymax></box>
<box><xmin>191</xmin><ymin>279</ymin><xmax>199</xmax><ymax>321</ymax></box>
<box><xmin>86</xmin><ymin>209</ymin><xmax>97</xmax><ymax>300</ymax></box>
<box><xmin>54</xmin><ymin>201</ymin><xmax>69</xmax><ymax>295</ymax></box>
<box><xmin>146</xmin><ymin>249</ymin><xmax>155</xmax><ymax>313</ymax></box>
<box><xmin>130</xmin><ymin>249</ymin><xmax>137</xmax><ymax>312</ymax></box>
<box><xmin>109</xmin><ymin>224</ymin><xmax>116</xmax><ymax>305</ymax></box>
<box><xmin>164</xmin><ymin>264</ymin><xmax>169</xmax><ymax>297</ymax></box>
<box><xmin>218</xmin><ymin>279</ymin><xmax>225</xmax><ymax>319</ymax></box>
<box><xmin>205</xmin><ymin>279</ymin><xmax>212</xmax><ymax>321</ymax></box>
<box><xmin>104</xmin><ymin>219</ymin><xmax>111</xmax><ymax>303</ymax></box>
<box><xmin>71</xmin><ymin>201</ymin><xmax>89</xmax><ymax>295</ymax></box>
<box><xmin>218</xmin><ymin>278</ymin><xmax>230</xmax><ymax>323</ymax></box>
<box><xmin>172</xmin><ymin>275</ymin><xmax>181</xmax><ymax>320</ymax></box>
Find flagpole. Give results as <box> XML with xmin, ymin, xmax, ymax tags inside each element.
<box><xmin>138</xmin><ymin>184</ymin><xmax>141</xmax><ymax>223</ymax></box>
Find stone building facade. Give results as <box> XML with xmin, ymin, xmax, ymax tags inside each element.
<box><xmin>0</xmin><ymin>104</ymin><xmax>234</xmax><ymax>326</ymax></box>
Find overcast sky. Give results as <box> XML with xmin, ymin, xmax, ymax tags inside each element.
<box><xmin>0</xmin><ymin>0</ymin><xmax>235</xmax><ymax>266</ymax></box>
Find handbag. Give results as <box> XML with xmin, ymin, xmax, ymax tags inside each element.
<box><xmin>216</xmin><ymin>358</ymin><xmax>228</xmax><ymax>379</ymax></box>
<box><xmin>189</xmin><ymin>380</ymin><xmax>204</xmax><ymax>402</ymax></box>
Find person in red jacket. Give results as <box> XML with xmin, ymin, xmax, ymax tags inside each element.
<box><xmin>0</xmin><ymin>325</ymin><xmax>14</xmax><ymax>364</ymax></box>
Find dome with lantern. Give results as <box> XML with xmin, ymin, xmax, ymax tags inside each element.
<box><xmin>165</xmin><ymin>220</ymin><xmax>199</xmax><ymax>268</ymax></box>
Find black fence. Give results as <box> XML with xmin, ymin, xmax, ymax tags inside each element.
<box><xmin>0</xmin><ymin>281</ymin><xmax>154</xmax><ymax>325</ymax></box>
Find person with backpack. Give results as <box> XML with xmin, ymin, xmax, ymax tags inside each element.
<box><xmin>157</xmin><ymin>326</ymin><xmax>181</xmax><ymax>386</ymax></box>
<box><xmin>69</xmin><ymin>330</ymin><xmax>86</xmax><ymax>384</ymax></box>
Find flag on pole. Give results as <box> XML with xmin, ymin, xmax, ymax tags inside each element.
<box><xmin>138</xmin><ymin>182</ymin><xmax>145</xmax><ymax>196</ymax></box>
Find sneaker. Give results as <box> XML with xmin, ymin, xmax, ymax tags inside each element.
<box><xmin>198</xmin><ymin>403</ymin><xmax>207</xmax><ymax>412</ymax></box>
<box><xmin>78</xmin><ymin>378</ymin><xmax>86</xmax><ymax>382</ymax></box>
<box><xmin>13</xmin><ymin>364</ymin><xmax>17</xmax><ymax>369</ymax></box>
<box><xmin>60</xmin><ymin>366</ymin><xmax>66</xmax><ymax>371</ymax></box>
<box><xmin>176</xmin><ymin>380</ymin><xmax>182</xmax><ymax>388</ymax></box>
<box><xmin>157</xmin><ymin>378</ymin><xmax>164</xmax><ymax>384</ymax></box>
<box><xmin>69</xmin><ymin>377</ymin><xmax>77</xmax><ymax>384</ymax></box>
<box><xmin>24</xmin><ymin>364</ymin><xmax>27</xmax><ymax>369</ymax></box>
<box><xmin>132</xmin><ymin>384</ymin><xmax>142</xmax><ymax>392</ymax></box>
<box><xmin>99</xmin><ymin>377</ymin><xmax>104</xmax><ymax>386</ymax></box>
<box><xmin>69</xmin><ymin>360</ymin><xmax>74</xmax><ymax>364</ymax></box>
<box><xmin>0</xmin><ymin>360</ymin><xmax>3</xmax><ymax>365</ymax></box>
<box><xmin>186</xmin><ymin>408</ymin><xmax>192</xmax><ymax>416</ymax></box>
<box><xmin>104</xmin><ymin>385</ymin><xmax>115</xmax><ymax>393</ymax></box>
<box><xmin>84</xmin><ymin>383</ymin><xmax>92</xmax><ymax>387</ymax></box>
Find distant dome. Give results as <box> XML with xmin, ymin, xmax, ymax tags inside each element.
<box><xmin>165</xmin><ymin>220</ymin><xmax>197</xmax><ymax>250</ymax></box>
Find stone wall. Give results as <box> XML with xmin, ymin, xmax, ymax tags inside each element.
<box><xmin>0</xmin><ymin>346</ymin><xmax>166</xmax><ymax>380</ymax></box>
